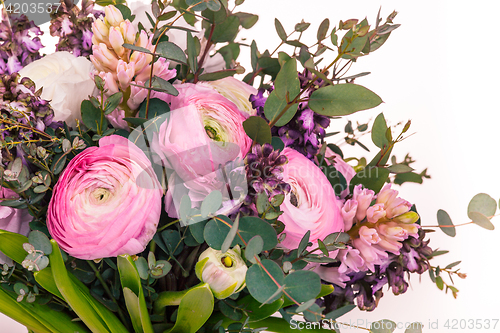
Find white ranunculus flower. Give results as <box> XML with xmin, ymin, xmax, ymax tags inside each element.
<box><xmin>19</xmin><ymin>51</ymin><xmax>95</xmax><ymax>127</ymax></box>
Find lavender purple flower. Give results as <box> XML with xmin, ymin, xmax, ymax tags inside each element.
<box><xmin>49</xmin><ymin>0</ymin><xmax>103</xmax><ymax>57</ymax></box>
<box><xmin>250</xmin><ymin>69</ymin><xmax>331</xmax><ymax>159</ymax></box>
<box><xmin>322</xmin><ymin>228</ymin><xmax>433</xmax><ymax>312</ymax></box>
<box><xmin>0</xmin><ymin>9</ymin><xmax>43</xmax><ymax>75</ymax></box>
<box><xmin>241</xmin><ymin>143</ymin><xmax>290</xmax><ymax>215</ymax></box>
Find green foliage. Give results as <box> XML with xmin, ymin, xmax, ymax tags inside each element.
<box><xmin>81</xmin><ymin>100</ymin><xmax>107</xmax><ymax>133</ymax></box>
<box><xmin>370</xmin><ymin>319</ymin><xmax>396</xmax><ymax>333</ymax></box>
<box><xmin>309</xmin><ymin>84</ymin><xmax>383</xmax><ymax>116</ymax></box>
<box><xmin>349</xmin><ymin>166</ymin><xmax>390</xmax><ymax>193</ymax></box>
<box><xmin>245</xmin><ymin>260</ymin><xmax>284</xmax><ymax>304</ymax></box>
<box><xmin>371</xmin><ymin>113</ymin><xmax>389</xmax><ymax>149</ymax></box>
<box><xmin>437</xmin><ymin>209</ymin><xmax>456</xmax><ymax>237</ymax></box>
<box><xmin>467</xmin><ymin>193</ymin><xmax>497</xmax><ymax>230</ymax></box>
<box><xmin>243</xmin><ymin>116</ymin><xmax>272</xmax><ymax>145</ymax></box>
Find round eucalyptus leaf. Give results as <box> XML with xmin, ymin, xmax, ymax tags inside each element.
<box><xmin>246</xmin><ymin>259</ymin><xmax>284</xmax><ymax>304</ymax></box>
<box><xmin>28</xmin><ymin>231</ymin><xmax>52</xmax><ymax>255</ymax></box>
<box><xmin>283</xmin><ymin>270</ymin><xmax>321</xmax><ymax>303</ymax></box>
<box><xmin>201</xmin><ymin>190</ymin><xmax>223</xmax><ymax>218</ymax></box>
<box><xmin>467</xmin><ymin>193</ymin><xmax>497</xmax><ymax>219</ymax></box>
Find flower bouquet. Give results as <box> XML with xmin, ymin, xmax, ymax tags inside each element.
<box><xmin>0</xmin><ymin>0</ymin><xmax>498</xmax><ymax>332</ymax></box>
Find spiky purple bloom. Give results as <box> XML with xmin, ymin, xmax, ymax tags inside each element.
<box><xmin>0</xmin><ymin>10</ymin><xmax>43</xmax><ymax>75</ymax></box>
<box><xmin>49</xmin><ymin>0</ymin><xmax>103</xmax><ymax>57</ymax></box>
<box><xmin>322</xmin><ymin>228</ymin><xmax>433</xmax><ymax>312</ymax></box>
<box><xmin>0</xmin><ymin>73</ymin><xmax>61</xmax><ymax>166</ymax></box>
<box><xmin>250</xmin><ymin>69</ymin><xmax>331</xmax><ymax>160</ymax></box>
<box><xmin>241</xmin><ymin>143</ymin><xmax>290</xmax><ymax>215</ymax></box>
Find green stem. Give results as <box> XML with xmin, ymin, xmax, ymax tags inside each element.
<box><xmin>87</xmin><ymin>260</ymin><xmax>129</xmax><ymax>329</ymax></box>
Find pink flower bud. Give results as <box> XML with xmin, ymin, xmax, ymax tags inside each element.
<box><xmin>91</xmin><ymin>43</ymin><xmax>119</xmax><ymax>72</ymax></box>
<box><xmin>130</xmin><ymin>52</ymin><xmax>152</xmax><ymax>79</ymax></box>
<box><xmin>136</xmin><ymin>31</ymin><xmax>152</xmax><ymax>49</ymax></box>
<box><xmin>376</xmin><ymin>184</ymin><xmax>398</xmax><ymax>207</ymax></box>
<box><xmin>352</xmin><ymin>237</ymin><xmax>387</xmax><ymax>272</ymax></box>
<box><xmin>109</xmin><ymin>27</ymin><xmax>125</xmax><ymax>58</ymax></box>
<box><xmin>358</xmin><ymin>226</ymin><xmax>380</xmax><ymax>245</ymax></box>
<box><xmin>99</xmin><ymin>71</ymin><xmax>119</xmax><ymax>95</ymax></box>
<box><xmin>341</xmin><ymin>199</ymin><xmax>358</xmax><ymax>231</ymax></box>
<box><xmin>120</xmin><ymin>21</ymin><xmax>136</xmax><ymax>45</ymax></box>
<box><xmin>366</xmin><ymin>203</ymin><xmax>386</xmax><ymax>223</ymax></box>
<box><xmin>352</xmin><ymin>185</ymin><xmax>374</xmax><ymax>222</ymax></box>
<box><xmin>104</xmin><ymin>5</ymin><xmax>124</xmax><ymax>27</ymax></box>
<box><xmin>92</xmin><ymin>20</ymin><xmax>110</xmax><ymax>46</ymax></box>
<box><xmin>116</xmin><ymin>60</ymin><xmax>135</xmax><ymax>90</ymax></box>
<box><xmin>127</xmin><ymin>81</ymin><xmax>148</xmax><ymax>110</ymax></box>
<box><xmin>386</xmin><ymin>198</ymin><xmax>412</xmax><ymax>218</ymax></box>
<box><xmin>337</xmin><ymin>246</ymin><xmax>365</xmax><ymax>274</ymax></box>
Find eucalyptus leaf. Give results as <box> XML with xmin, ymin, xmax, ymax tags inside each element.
<box><xmin>243</xmin><ymin>116</ymin><xmax>272</xmax><ymax>144</ymax></box>
<box><xmin>370</xmin><ymin>319</ymin><xmax>396</xmax><ymax>333</ymax></box>
<box><xmin>156</xmin><ymin>41</ymin><xmax>187</xmax><ymax>64</ymax></box>
<box><xmin>404</xmin><ymin>322</ymin><xmax>423</xmax><ymax>333</ymax></box>
<box><xmin>201</xmin><ymin>190</ymin><xmax>223</xmax><ymax>218</ymax></box>
<box><xmin>245</xmin><ymin>259</ymin><xmax>284</xmax><ymax>304</ymax></box>
<box><xmin>469</xmin><ymin>211</ymin><xmax>495</xmax><ymax>230</ymax></box>
<box><xmin>283</xmin><ymin>270</ymin><xmax>321</xmax><ymax>303</ymax></box>
<box><xmin>467</xmin><ymin>193</ymin><xmax>497</xmax><ymax>219</ymax></box>
<box><xmin>274</xmin><ymin>18</ymin><xmax>287</xmax><ymax>41</ymax></box>
<box><xmin>436</xmin><ymin>209</ymin><xmax>456</xmax><ymax>237</ymax></box>
<box><xmin>372</xmin><ymin>113</ymin><xmax>389</xmax><ymax>149</ymax></box>
<box><xmin>309</xmin><ymin>84</ymin><xmax>383</xmax><ymax>116</ymax></box>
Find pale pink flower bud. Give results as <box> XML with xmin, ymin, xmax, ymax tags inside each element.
<box><xmin>109</xmin><ymin>27</ymin><xmax>125</xmax><ymax>58</ymax></box>
<box><xmin>386</xmin><ymin>198</ymin><xmax>412</xmax><ymax>218</ymax></box>
<box><xmin>98</xmin><ymin>71</ymin><xmax>119</xmax><ymax>95</ymax></box>
<box><xmin>152</xmin><ymin>58</ymin><xmax>177</xmax><ymax>81</ymax></box>
<box><xmin>352</xmin><ymin>184</ymin><xmax>374</xmax><ymax>222</ymax></box>
<box><xmin>337</xmin><ymin>246</ymin><xmax>365</xmax><ymax>274</ymax></box>
<box><xmin>366</xmin><ymin>203</ymin><xmax>386</xmax><ymax>223</ymax></box>
<box><xmin>341</xmin><ymin>199</ymin><xmax>358</xmax><ymax>231</ymax></box>
<box><xmin>106</xmin><ymin>109</ymin><xmax>129</xmax><ymax>130</ymax></box>
<box><xmin>92</xmin><ymin>20</ymin><xmax>110</xmax><ymax>46</ymax></box>
<box><xmin>127</xmin><ymin>81</ymin><xmax>148</xmax><ymax>110</ymax></box>
<box><xmin>120</xmin><ymin>21</ymin><xmax>136</xmax><ymax>45</ymax></box>
<box><xmin>104</xmin><ymin>5</ymin><xmax>124</xmax><ymax>27</ymax></box>
<box><xmin>131</xmin><ymin>52</ymin><xmax>152</xmax><ymax>79</ymax></box>
<box><xmin>352</xmin><ymin>237</ymin><xmax>387</xmax><ymax>272</ymax></box>
<box><xmin>376</xmin><ymin>184</ymin><xmax>398</xmax><ymax>207</ymax></box>
<box><xmin>358</xmin><ymin>226</ymin><xmax>380</xmax><ymax>245</ymax></box>
<box><xmin>377</xmin><ymin>221</ymin><xmax>408</xmax><ymax>242</ymax></box>
<box><xmin>136</xmin><ymin>31</ymin><xmax>151</xmax><ymax>49</ymax></box>
<box><xmin>116</xmin><ymin>60</ymin><xmax>135</xmax><ymax>90</ymax></box>
<box><xmin>92</xmin><ymin>43</ymin><xmax>119</xmax><ymax>72</ymax></box>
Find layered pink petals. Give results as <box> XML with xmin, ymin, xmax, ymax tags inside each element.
<box><xmin>278</xmin><ymin>148</ymin><xmax>344</xmax><ymax>250</ymax></box>
<box><xmin>47</xmin><ymin>135</ymin><xmax>162</xmax><ymax>259</ymax></box>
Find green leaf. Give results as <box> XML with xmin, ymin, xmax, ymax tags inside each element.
<box><xmin>243</xmin><ymin>116</ymin><xmax>272</xmax><ymax>144</ymax></box>
<box><xmin>393</xmin><ymin>171</ymin><xmax>423</xmax><ymax>185</ymax></box>
<box><xmin>271</xmin><ymin>137</ymin><xmax>284</xmax><ymax>152</ymax></box>
<box><xmin>234</xmin><ymin>12</ymin><xmax>258</xmax><ymax>29</ymax></box>
<box><xmin>210</xmin><ymin>15</ymin><xmax>240</xmax><ymax>43</ymax></box>
<box><xmin>81</xmin><ymin>100</ymin><xmax>106</xmax><ymax>132</ymax></box>
<box><xmin>387</xmin><ymin>164</ymin><xmax>413</xmax><ymax>174</ymax></box>
<box><xmin>28</xmin><ymin>230</ymin><xmax>52</xmax><ymax>255</ymax></box>
<box><xmin>156</xmin><ymin>41</ymin><xmax>187</xmax><ymax>64</ymax></box>
<box><xmin>117</xmin><ymin>255</ymin><xmax>154</xmax><ymax>333</ymax></box>
<box><xmin>122</xmin><ymin>43</ymin><xmax>152</xmax><ymax>55</ymax></box>
<box><xmin>151</xmin><ymin>76</ymin><xmax>179</xmax><ymax>96</ymax></box>
<box><xmin>297</xmin><ymin>230</ymin><xmax>310</xmax><ymax>257</ymax></box>
<box><xmin>186</xmin><ymin>32</ymin><xmax>198</xmax><ymax>73</ymax></box>
<box><xmin>274</xmin><ymin>58</ymin><xmax>299</xmax><ymax>101</ymax></box>
<box><xmin>257</xmin><ymin>56</ymin><xmax>280</xmax><ymax>80</ymax></box>
<box><xmin>245</xmin><ymin>235</ymin><xmax>264</xmax><ymax>263</ymax></box>
<box><xmin>324</xmin><ymin>304</ymin><xmax>356</xmax><ymax>320</ymax></box>
<box><xmin>250</xmin><ymin>40</ymin><xmax>258</xmax><ymax>71</ymax></box>
<box><xmin>274</xmin><ymin>18</ymin><xmax>287</xmax><ymax>41</ymax></box>
<box><xmin>264</xmin><ymin>90</ymin><xmax>298</xmax><ymax>127</ymax></box>
<box><xmin>165</xmin><ymin>283</ymin><xmax>214</xmax><ymax>333</ymax></box>
<box><xmin>201</xmin><ymin>190</ymin><xmax>223</xmax><ymax>218</ymax></box>
<box><xmin>0</xmin><ymin>230</ymin><xmax>28</xmax><ymax>264</ymax></box>
<box><xmin>444</xmin><ymin>261</ymin><xmax>461</xmax><ymax>269</ymax></box>
<box><xmin>198</xmin><ymin>69</ymin><xmax>238</xmax><ymax>81</ymax></box>
<box><xmin>204</xmin><ymin>216</ymin><xmax>233</xmax><ymax>250</ymax></box>
<box><xmin>437</xmin><ymin>209</ymin><xmax>456</xmax><ymax>237</ymax></box>
<box><xmin>372</xmin><ymin>113</ymin><xmax>389</xmax><ymax>149</ymax></box>
<box><xmin>349</xmin><ymin>167</ymin><xmax>390</xmax><ymax>193</ymax></box>
<box><xmin>115</xmin><ymin>4</ymin><xmax>132</xmax><ymax>20</ymax></box>
<box><xmin>469</xmin><ymin>211</ymin><xmax>495</xmax><ymax>230</ymax></box>
<box><xmin>221</xmin><ymin>213</ymin><xmax>239</xmax><ymax>254</ymax></box>
<box><xmin>138</xmin><ymin>98</ymin><xmax>170</xmax><ymax>120</ymax></box>
<box><xmin>309</xmin><ymin>84</ymin><xmax>383</xmax><ymax>116</ymax></box>
<box><xmin>435</xmin><ymin>276</ymin><xmax>444</xmax><ymax>290</ymax></box>
<box><xmin>283</xmin><ymin>270</ymin><xmax>320</xmax><ymax>303</ymax></box>
<box><xmin>186</xmin><ymin>0</ymin><xmax>207</xmax><ymax>11</ymax></box>
<box><xmin>246</xmin><ymin>259</ymin><xmax>284</xmax><ymax>304</ymax></box>
<box><xmin>238</xmin><ymin>216</ymin><xmax>277</xmax><ymax>251</ymax></box>
<box><xmin>161</xmin><ymin>230</ymin><xmax>183</xmax><ymax>256</ymax></box>
<box><xmin>157</xmin><ymin>10</ymin><xmax>177</xmax><ymax>21</ymax></box>
<box><xmin>104</xmin><ymin>92</ymin><xmax>123</xmax><ymax>115</ymax></box>
<box><xmin>206</xmin><ymin>0</ymin><xmax>221</xmax><ymax>11</ymax></box>
<box><xmin>123</xmin><ymin>118</ymin><xmax>148</xmax><ymax>127</ymax></box>
<box><xmin>236</xmin><ymin>295</ymin><xmax>283</xmax><ymax>322</ymax></box>
<box><xmin>467</xmin><ymin>193</ymin><xmax>497</xmax><ymax>219</ymax></box>
<box><xmin>49</xmin><ymin>241</ymin><xmax>117</xmax><ymax>333</ymax></box>
<box><xmin>370</xmin><ymin>319</ymin><xmax>396</xmax><ymax>333</ymax></box>
<box><xmin>404</xmin><ymin>322</ymin><xmax>423</xmax><ymax>333</ymax></box>
<box><xmin>317</xmin><ymin>18</ymin><xmax>329</xmax><ymax>41</ymax></box>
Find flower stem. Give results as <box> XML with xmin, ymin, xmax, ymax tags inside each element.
<box><xmin>87</xmin><ymin>260</ymin><xmax>129</xmax><ymax>330</ymax></box>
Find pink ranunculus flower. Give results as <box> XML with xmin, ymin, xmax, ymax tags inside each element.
<box><xmin>0</xmin><ymin>187</ymin><xmax>32</xmax><ymax>265</ymax></box>
<box><xmin>278</xmin><ymin>148</ymin><xmax>344</xmax><ymax>250</ymax></box>
<box><xmin>153</xmin><ymin>83</ymin><xmax>252</xmax><ymax>217</ymax></box>
<box><xmin>47</xmin><ymin>135</ymin><xmax>162</xmax><ymax>260</ymax></box>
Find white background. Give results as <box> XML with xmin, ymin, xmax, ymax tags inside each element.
<box><xmin>2</xmin><ymin>0</ymin><xmax>500</xmax><ymax>332</ymax></box>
